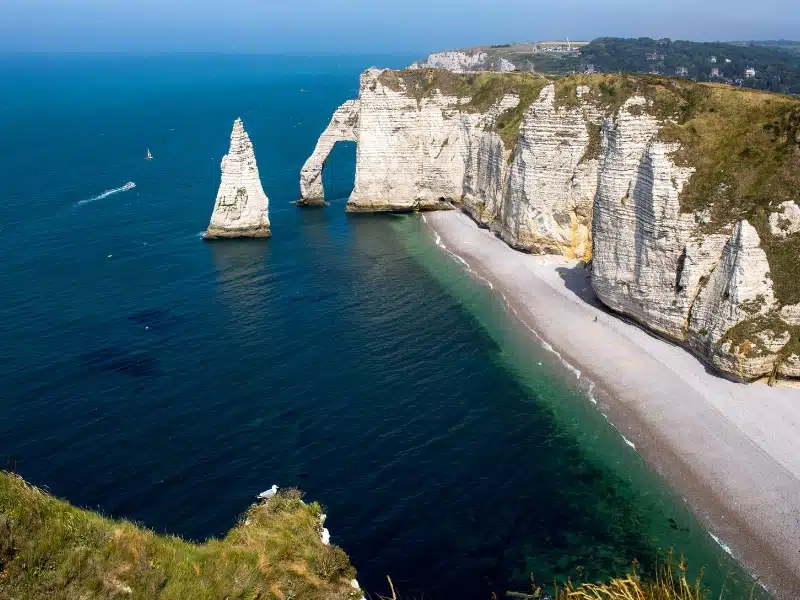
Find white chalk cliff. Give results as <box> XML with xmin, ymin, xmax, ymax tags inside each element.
<box><xmin>301</xmin><ymin>69</ymin><xmax>800</xmax><ymax>381</ymax></box>
<box><xmin>205</xmin><ymin>118</ymin><xmax>271</xmax><ymax>239</ymax></box>
<box><xmin>409</xmin><ymin>50</ymin><xmax>518</xmax><ymax>73</ymax></box>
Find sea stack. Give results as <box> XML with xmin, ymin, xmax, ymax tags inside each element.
<box><xmin>204</xmin><ymin>118</ymin><xmax>271</xmax><ymax>239</ymax></box>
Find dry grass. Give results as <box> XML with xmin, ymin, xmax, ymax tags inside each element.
<box><xmin>0</xmin><ymin>472</ymin><xmax>358</xmax><ymax>600</ymax></box>
<box><xmin>552</xmin><ymin>561</ymin><xmax>709</xmax><ymax>600</ymax></box>
<box><xmin>373</xmin><ymin>554</ymin><xmax>757</xmax><ymax>600</ymax></box>
<box><xmin>550</xmin><ymin>554</ymin><xmax>758</xmax><ymax>600</ymax></box>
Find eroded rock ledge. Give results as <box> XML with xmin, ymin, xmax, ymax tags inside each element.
<box><xmin>300</xmin><ymin>69</ymin><xmax>800</xmax><ymax>382</ymax></box>
<box><xmin>205</xmin><ymin>118</ymin><xmax>271</xmax><ymax>239</ymax></box>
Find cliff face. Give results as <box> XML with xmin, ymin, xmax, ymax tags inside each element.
<box><xmin>205</xmin><ymin>118</ymin><xmax>271</xmax><ymax>239</ymax></box>
<box><xmin>409</xmin><ymin>50</ymin><xmax>516</xmax><ymax>73</ymax></box>
<box><xmin>301</xmin><ymin>69</ymin><xmax>800</xmax><ymax>382</ymax></box>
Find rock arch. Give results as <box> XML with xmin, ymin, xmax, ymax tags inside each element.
<box><xmin>298</xmin><ymin>100</ymin><xmax>360</xmax><ymax>206</ymax></box>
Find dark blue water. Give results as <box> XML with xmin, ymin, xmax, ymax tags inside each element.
<box><xmin>0</xmin><ymin>55</ymin><xmax>766</xmax><ymax>599</ymax></box>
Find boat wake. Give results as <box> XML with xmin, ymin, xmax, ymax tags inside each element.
<box><xmin>77</xmin><ymin>182</ymin><xmax>136</xmax><ymax>206</ymax></box>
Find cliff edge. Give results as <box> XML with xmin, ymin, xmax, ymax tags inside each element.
<box><xmin>0</xmin><ymin>472</ymin><xmax>361</xmax><ymax>600</ymax></box>
<box><xmin>205</xmin><ymin>118</ymin><xmax>271</xmax><ymax>239</ymax></box>
<box><xmin>300</xmin><ymin>69</ymin><xmax>800</xmax><ymax>382</ymax></box>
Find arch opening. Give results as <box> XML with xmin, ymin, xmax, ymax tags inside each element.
<box><xmin>321</xmin><ymin>141</ymin><xmax>357</xmax><ymax>206</ymax></box>
<box><xmin>298</xmin><ymin>99</ymin><xmax>359</xmax><ymax>207</ymax></box>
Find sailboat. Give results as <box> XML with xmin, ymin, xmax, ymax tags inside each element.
<box><xmin>146</xmin><ymin>148</ymin><xmax>153</xmax><ymax>160</ymax></box>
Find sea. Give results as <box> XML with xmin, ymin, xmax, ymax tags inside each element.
<box><xmin>0</xmin><ymin>54</ymin><xmax>768</xmax><ymax>599</ymax></box>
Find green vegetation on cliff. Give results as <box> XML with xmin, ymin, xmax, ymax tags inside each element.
<box><xmin>552</xmin><ymin>73</ymin><xmax>706</xmax><ymax>121</ymax></box>
<box><xmin>659</xmin><ymin>85</ymin><xmax>800</xmax><ymax>305</ymax></box>
<box><xmin>0</xmin><ymin>472</ymin><xmax>358</xmax><ymax>600</ymax></box>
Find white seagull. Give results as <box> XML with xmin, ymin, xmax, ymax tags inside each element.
<box><xmin>258</xmin><ymin>485</ymin><xmax>278</xmax><ymax>500</ymax></box>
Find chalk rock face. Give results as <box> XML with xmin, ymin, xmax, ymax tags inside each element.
<box><xmin>205</xmin><ymin>118</ymin><xmax>271</xmax><ymax>239</ymax></box>
<box><xmin>486</xmin><ymin>84</ymin><xmax>601</xmax><ymax>258</ymax></box>
<box><xmin>299</xmin><ymin>100</ymin><xmax>360</xmax><ymax>206</ymax></box>
<box><xmin>299</xmin><ymin>72</ymin><xmax>598</xmax><ymax>251</ymax></box>
<box><xmin>302</xmin><ymin>68</ymin><xmax>800</xmax><ymax>380</ymax></box>
<box><xmin>497</xmin><ymin>58</ymin><xmax>516</xmax><ymax>72</ymax></box>
<box><xmin>687</xmin><ymin>221</ymin><xmax>778</xmax><ymax>378</ymax></box>
<box><xmin>409</xmin><ymin>51</ymin><xmax>519</xmax><ymax>73</ymax></box>
<box><xmin>409</xmin><ymin>50</ymin><xmax>490</xmax><ymax>73</ymax></box>
<box><xmin>769</xmin><ymin>201</ymin><xmax>800</xmax><ymax>238</ymax></box>
<box><xmin>591</xmin><ymin>97</ymin><xmax>702</xmax><ymax>336</ymax></box>
<box><xmin>299</xmin><ymin>68</ymin><xmax>513</xmax><ymax>212</ymax></box>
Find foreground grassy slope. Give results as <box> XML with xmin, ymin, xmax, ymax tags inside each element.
<box><xmin>0</xmin><ymin>473</ymin><xmax>762</xmax><ymax>600</ymax></box>
<box><xmin>0</xmin><ymin>472</ymin><xmax>358</xmax><ymax>600</ymax></box>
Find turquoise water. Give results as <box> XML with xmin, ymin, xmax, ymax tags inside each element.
<box><xmin>0</xmin><ymin>55</ymin><xmax>765</xmax><ymax>599</ymax></box>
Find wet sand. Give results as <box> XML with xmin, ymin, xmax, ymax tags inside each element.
<box><xmin>425</xmin><ymin>210</ymin><xmax>800</xmax><ymax>600</ymax></box>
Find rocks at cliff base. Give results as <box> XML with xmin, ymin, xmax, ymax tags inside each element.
<box><xmin>204</xmin><ymin>118</ymin><xmax>271</xmax><ymax>239</ymax></box>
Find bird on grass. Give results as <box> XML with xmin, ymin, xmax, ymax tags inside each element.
<box><xmin>258</xmin><ymin>485</ymin><xmax>278</xmax><ymax>500</ymax></box>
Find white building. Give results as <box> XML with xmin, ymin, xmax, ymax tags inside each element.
<box><xmin>745</xmin><ymin>67</ymin><xmax>757</xmax><ymax>78</ymax></box>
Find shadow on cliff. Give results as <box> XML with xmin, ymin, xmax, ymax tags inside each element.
<box><xmin>554</xmin><ymin>263</ymin><xmax>606</xmax><ymax>310</ymax></box>
<box><xmin>554</xmin><ymin>264</ymin><xmax>739</xmax><ymax>381</ymax></box>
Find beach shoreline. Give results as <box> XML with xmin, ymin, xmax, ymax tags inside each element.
<box><xmin>424</xmin><ymin>209</ymin><xmax>800</xmax><ymax>600</ymax></box>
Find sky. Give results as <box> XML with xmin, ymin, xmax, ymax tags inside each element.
<box><xmin>1</xmin><ymin>0</ymin><xmax>798</xmax><ymax>54</ymax></box>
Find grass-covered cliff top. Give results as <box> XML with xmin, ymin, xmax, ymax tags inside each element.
<box><xmin>0</xmin><ymin>472</ymin><xmax>358</xmax><ymax>600</ymax></box>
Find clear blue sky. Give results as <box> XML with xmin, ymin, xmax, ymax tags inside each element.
<box><xmin>1</xmin><ymin>0</ymin><xmax>798</xmax><ymax>53</ymax></box>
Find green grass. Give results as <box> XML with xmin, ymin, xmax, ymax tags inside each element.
<box><xmin>553</xmin><ymin>73</ymin><xmax>709</xmax><ymax>122</ymax></box>
<box><xmin>580</xmin><ymin>121</ymin><xmax>603</xmax><ymax>164</ymax></box>
<box><xmin>721</xmin><ymin>314</ymin><xmax>800</xmax><ymax>362</ymax></box>
<box><xmin>0</xmin><ymin>472</ymin><xmax>358</xmax><ymax>600</ymax></box>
